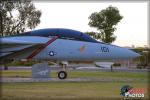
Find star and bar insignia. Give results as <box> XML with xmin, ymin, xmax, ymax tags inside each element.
<box><xmin>48</xmin><ymin>51</ymin><xmax>56</xmax><ymax>56</ymax></box>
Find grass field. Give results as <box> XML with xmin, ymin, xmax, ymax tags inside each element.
<box><xmin>1</xmin><ymin>70</ymin><xmax>148</xmax><ymax>79</ymax></box>
<box><xmin>0</xmin><ymin>70</ymin><xmax>149</xmax><ymax>100</ymax></box>
<box><xmin>1</xmin><ymin>82</ymin><xmax>148</xmax><ymax>100</ymax></box>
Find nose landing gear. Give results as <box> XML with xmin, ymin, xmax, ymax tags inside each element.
<box><xmin>58</xmin><ymin>71</ymin><xmax>67</xmax><ymax>79</ymax></box>
<box><xmin>58</xmin><ymin>61</ymin><xmax>68</xmax><ymax>79</ymax></box>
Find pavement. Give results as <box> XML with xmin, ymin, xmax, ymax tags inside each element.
<box><xmin>0</xmin><ymin>77</ymin><xmax>145</xmax><ymax>83</ymax></box>
<box><xmin>0</xmin><ymin>65</ymin><xmax>149</xmax><ymax>73</ymax></box>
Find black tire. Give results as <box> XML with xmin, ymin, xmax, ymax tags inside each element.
<box><xmin>58</xmin><ymin>71</ymin><xmax>67</xmax><ymax>79</ymax></box>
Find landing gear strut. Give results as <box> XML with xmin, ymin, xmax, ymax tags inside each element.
<box><xmin>58</xmin><ymin>71</ymin><xmax>67</xmax><ymax>79</ymax></box>
<box><xmin>58</xmin><ymin>61</ymin><xmax>68</xmax><ymax>79</ymax></box>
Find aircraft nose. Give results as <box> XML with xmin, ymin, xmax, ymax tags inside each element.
<box><xmin>111</xmin><ymin>46</ymin><xmax>141</xmax><ymax>59</ymax></box>
<box><xmin>128</xmin><ymin>50</ymin><xmax>140</xmax><ymax>58</ymax></box>
<box><xmin>121</xmin><ymin>48</ymin><xmax>141</xmax><ymax>58</ymax></box>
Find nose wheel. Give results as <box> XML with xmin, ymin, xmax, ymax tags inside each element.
<box><xmin>58</xmin><ymin>71</ymin><xmax>67</xmax><ymax>79</ymax></box>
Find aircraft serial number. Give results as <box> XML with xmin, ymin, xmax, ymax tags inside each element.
<box><xmin>101</xmin><ymin>47</ymin><xmax>109</xmax><ymax>52</ymax></box>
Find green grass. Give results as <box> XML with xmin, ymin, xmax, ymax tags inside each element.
<box><xmin>0</xmin><ymin>61</ymin><xmax>54</xmax><ymax>66</ymax></box>
<box><xmin>1</xmin><ymin>70</ymin><xmax>148</xmax><ymax>79</ymax></box>
<box><xmin>68</xmin><ymin>71</ymin><xmax>148</xmax><ymax>79</ymax></box>
<box><xmin>1</xmin><ymin>70</ymin><xmax>31</xmax><ymax>77</ymax></box>
<box><xmin>0</xmin><ymin>70</ymin><xmax>149</xmax><ymax>99</ymax></box>
<box><xmin>2</xmin><ymin>61</ymin><xmax>36</xmax><ymax>66</ymax></box>
<box><xmin>1</xmin><ymin>82</ymin><xmax>148</xmax><ymax>100</ymax></box>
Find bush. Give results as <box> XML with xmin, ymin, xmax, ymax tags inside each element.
<box><xmin>113</xmin><ymin>63</ymin><xmax>121</xmax><ymax>67</ymax></box>
<box><xmin>136</xmin><ymin>63</ymin><xmax>147</xmax><ymax>69</ymax></box>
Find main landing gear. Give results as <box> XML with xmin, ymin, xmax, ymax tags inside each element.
<box><xmin>57</xmin><ymin>61</ymin><xmax>68</xmax><ymax>79</ymax></box>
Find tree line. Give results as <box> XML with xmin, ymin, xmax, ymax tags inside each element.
<box><xmin>0</xmin><ymin>0</ymin><xmax>123</xmax><ymax>44</ymax></box>
<box><xmin>0</xmin><ymin>0</ymin><xmax>41</xmax><ymax>36</ymax></box>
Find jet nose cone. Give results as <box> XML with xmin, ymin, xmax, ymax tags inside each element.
<box><xmin>115</xmin><ymin>47</ymin><xmax>141</xmax><ymax>59</ymax></box>
<box><xmin>130</xmin><ymin>50</ymin><xmax>141</xmax><ymax>58</ymax></box>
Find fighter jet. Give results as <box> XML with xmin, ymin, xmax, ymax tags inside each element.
<box><xmin>0</xmin><ymin>28</ymin><xmax>140</xmax><ymax>79</ymax></box>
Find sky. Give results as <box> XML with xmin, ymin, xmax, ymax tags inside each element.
<box><xmin>33</xmin><ymin>1</ymin><xmax>148</xmax><ymax>47</ymax></box>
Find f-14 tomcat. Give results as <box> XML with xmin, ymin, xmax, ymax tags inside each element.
<box><xmin>0</xmin><ymin>28</ymin><xmax>140</xmax><ymax>79</ymax></box>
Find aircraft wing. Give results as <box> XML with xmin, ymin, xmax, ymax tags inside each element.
<box><xmin>0</xmin><ymin>36</ymin><xmax>58</xmax><ymax>60</ymax></box>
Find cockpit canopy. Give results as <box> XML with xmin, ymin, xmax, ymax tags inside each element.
<box><xmin>20</xmin><ymin>28</ymin><xmax>99</xmax><ymax>43</ymax></box>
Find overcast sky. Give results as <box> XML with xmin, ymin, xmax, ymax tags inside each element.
<box><xmin>33</xmin><ymin>1</ymin><xmax>148</xmax><ymax>47</ymax></box>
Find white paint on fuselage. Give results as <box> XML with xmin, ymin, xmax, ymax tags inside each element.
<box><xmin>34</xmin><ymin>38</ymin><xmax>139</xmax><ymax>61</ymax></box>
<box><xmin>1</xmin><ymin>36</ymin><xmax>139</xmax><ymax>61</ymax></box>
